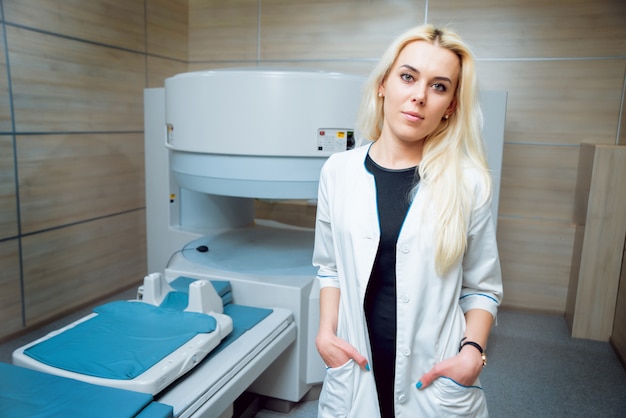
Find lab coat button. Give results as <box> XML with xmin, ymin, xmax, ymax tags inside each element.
<box><xmin>401</xmin><ymin>246</ymin><xmax>410</xmax><ymax>253</ymax></box>
<box><xmin>400</xmin><ymin>294</ymin><xmax>409</xmax><ymax>303</ymax></box>
<box><xmin>398</xmin><ymin>394</ymin><xmax>407</xmax><ymax>404</ymax></box>
<box><xmin>402</xmin><ymin>347</ymin><xmax>411</xmax><ymax>356</ymax></box>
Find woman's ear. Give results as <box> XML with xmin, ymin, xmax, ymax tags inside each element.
<box><xmin>445</xmin><ymin>98</ymin><xmax>457</xmax><ymax>117</ymax></box>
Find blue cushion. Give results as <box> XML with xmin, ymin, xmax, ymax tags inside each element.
<box><xmin>210</xmin><ymin>304</ymin><xmax>273</xmax><ymax>356</ymax></box>
<box><xmin>24</xmin><ymin>301</ymin><xmax>216</xmax><ymax>380</ymax></box>
<box><xmin>0</xmin><ymin>362</ymin><xmax>173</xmax><ymax>418</ymax></box>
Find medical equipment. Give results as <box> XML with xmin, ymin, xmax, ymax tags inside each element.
<box><xmin>7</xmin><ymin>67</ymin><xmax>506</xmax><ymax>418</ymax></box>
<box><xmin>144</xmin><ymin>68</ymin><xmax>368</xmax><ymax>407</ymax></box>
<box><xmin>8</xmin><ymin>68</ymin><xmax>366</xmax><ymax>418</ymax></box>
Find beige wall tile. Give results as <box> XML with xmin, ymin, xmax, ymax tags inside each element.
<box><xmin>0</xmin><ymin>29</ymin><xmax>11</xmax><ymax>133</ymax></box>
<box><xmin>260</xmin><ymin>0</ymin><xmax>426</xmax><ymax>61</ymax></box>
<box><xmin>17</xmin><ymin>133</ymin><xmax>145</xmax><ymax>234</ymax></box>
<box><xmin>616</xmin><ymin>65</ymin><xmax>626</xmax><ymax>145</ymax></box>
<box><xmin>429</xmin><ymin>0</ymin><xmax>626</xmax><ymax>59</ymax></box>
<box><xmin>477</xmin><ymin>59</ymin><xmax>624</xmax><ymax>146</ymax></box>
<box><xmin>147</xmin><ymin>0</ymin><xmax>189</xmax><ymax>60</ymax></box>
<box><xmin>0</xmin><ymin>137</ymin><xmax>18</xmax><ymax>239</ymax></box>
<box><xmin>147</xmin><ymin>56</ymin><xmax>189</xmax><ymax>88</ymax></box>
<box><xmin>4</xmin><ymin>0</ymin><xmax>146</xmax><ymax>52</ymax></box>
<box><xmin>0</xmin><ymin>239</ymin><xmax>23</xmax><ymax>339</ymax></box>
<box><xmin>22</xmin><ymin>211</ymin><xmax>146</xmax><ymax>326</ymax></box>
<box><xmin>189</xmin><ymin>0</ymin><xmax>259</xmax><ymax>62</ymax></box>
<box><xmin>499</xmin><ymin>143</ymin><xmax>579</xmax><ymax>222</ymax></box>
<box><xmin>497</xmin><ymin>217</ymin><xmax>575</xmax><ymax>312</ymax></box>
<box><xmin>7</xmin><ymin>27</ymin><xmax>145</xmax><ymax>133</ymax></box>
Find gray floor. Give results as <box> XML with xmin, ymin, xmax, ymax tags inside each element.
<box><xmin>253</xmin><ymin>309</ymin><xmax>626</xmax><ymax>418</ymax></box>
<box><xmin>2</xmin><ymin>298</ymin><xmax>626</xmax><ymax>418</ymax></box>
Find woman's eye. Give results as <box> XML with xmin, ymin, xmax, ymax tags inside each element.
<box><xmin>400</xmin><ymin>73</ymin><xmax>414</xmax><ymax>82</ymax></box>
<box><xmin>432</xmin><ymin>83</ymin><xmax>447</xmax><ymax>92</ymax></box>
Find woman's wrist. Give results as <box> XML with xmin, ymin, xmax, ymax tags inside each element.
<box><xmin>459</xmin><ymin>338</ymin><xmax>487</xmax><ymax>367</ymax></box>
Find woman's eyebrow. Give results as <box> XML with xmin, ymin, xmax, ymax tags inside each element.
<box><xmin>399</xmin><ymin>64</ymin><xmax>453</xmax><ymax>85</ymax></box>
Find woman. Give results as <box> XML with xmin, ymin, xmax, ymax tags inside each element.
<box><xmin>313</xmin><ymin>24</ymin><xmax>503</xmax><ymax>417</ymax></box>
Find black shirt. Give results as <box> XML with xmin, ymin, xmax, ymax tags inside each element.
<box><xmin>364</xmin><ymin>153</ymin><xmax>419</xmax><ymax>417</ymax></box>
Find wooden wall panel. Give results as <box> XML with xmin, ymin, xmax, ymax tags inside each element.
<box><xmin>0</xmin><ymin>28</ymin><xmax>11</xmax><ymax>133</ymax></box>
<box><xmin>0</xmin><ymin>137</ymin><xmax>18</xmax><ymax>239</ymax></box>
<box><xmin>147</xmin><ymin>0</ymin><xmax>189</xmax><ymax>60</ymax></box>
<box><xmin>3</xmin><ymin>0</ymin><xmax>146</xmax><ymax>52</ymax></box>
<box><xmin>0</xmin><ymin>240</ymin><xmax>22</xmax><ymax>339</ymax></box>
<box><xmin>477</xmin><ymin>60</ymin><xmax>624</xmax><ymax>146</ymax></box>
<box><xmin>7</xmin><ymin>27</ymin><xmax>145</xmax><ymax>133</ymax></box>
<box><xmin>429</xmin><ymin>0</ymin><xmax>626</xmax><ymax>59</ymax></box>
<box><xmin>497</xmin><ymin>218</ymin><xmax>575</xmax><ymax>312</ymax></box>
<box><xmin>16</xmin><ymin>133</ymin><xmax>145</xmax><ymax>234</ymax></box>
<box><xmin>499</xmin><ymin>144</ymin><xmax>579</xmax><ymax>222</ymax></box>
<box><xmin>147</xmin><ymin>56</ymin><xmax>188</xmax><ymax>88</ymax></box>
<box><xmin>610</xmin><ymin>241</ymin><xmax>626</xmax><ymax>362</ymax></box>
<box><xmin>0</xmin><ymin>0</ymin><xmax>181</xmax><ymax>342</ymax></box>
<box><xmin>189</xmin><ymin>0</ymin><xmax>259</xmax><ymax>62</ymax></box>
<box><xmin>260</xmin><ymin>0</ymin><xmax>426</xmax><ymax>61</ymax></box>
<box><xmin>22</xmin><ymin>211</ymin><xmax>146</xmax><ymax>326</ymax></box>
<box><xmin>616</xmin><ymin>65</ymin><xmax>626</xmax><ymax>145</ymax></box>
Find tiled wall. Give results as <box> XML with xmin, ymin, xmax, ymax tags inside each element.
<box><xmin>0</xmin><ymin>0</ymin><xmax>625</xmax><ymax>341</ymax></box>
<box><xmin>188</xmin><ymin>0</ymin><xmax>626</xmax><ymax>313</ymax></box>
<box><xmin>0</xmin><ymin>0</ymin><xmax>188</xmax><ymax>340</ymax></box>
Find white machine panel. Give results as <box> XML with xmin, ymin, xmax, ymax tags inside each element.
<box><xmin>165</xmin><ymin>68</ymin><xmax>363</xmax><ymax>157</ymax></box>
<box><xmin>165</xmin><ymin>69</ymin><xmax>364</xmax><ymax>200</ymax></box>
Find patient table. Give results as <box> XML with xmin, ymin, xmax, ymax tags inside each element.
<box><xmin>9</xmin><ymin>275</ymin><xmax>296</xmax><ymax>418</ymax></box>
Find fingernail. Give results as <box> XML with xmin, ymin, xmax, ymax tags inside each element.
<box><xmin>365</xmin><ymin>363</ymin><xmax>370</xmax><ymax>371</ymax></box>
<box><xmin>416</xmin><ymin>381</ymin><xmax>423</xmax><ymax>389</ymax></box>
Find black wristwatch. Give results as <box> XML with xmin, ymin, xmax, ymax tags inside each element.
<box><xmin>459</xmin><ymin>338</ymin><xmax>487</xmax><ymax>367</ymax></box>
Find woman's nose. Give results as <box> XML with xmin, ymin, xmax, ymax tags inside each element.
<box><xmin>412</xmin><ymin>83</ymin><xmax>426</xmax><ymax>104</ymax></box>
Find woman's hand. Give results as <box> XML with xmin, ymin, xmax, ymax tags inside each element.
<box><xmin>316</xmin><ymin>331</ymin><xmax>369</xmax><ymax>371</ymax></box>
<box><xmin>416</xmin><ymin>346</ymin><xmax>484</xmax><ymax>389</ymax></box>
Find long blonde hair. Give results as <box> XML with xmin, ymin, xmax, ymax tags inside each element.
<box><xmin>357</xmin><ymin>24</ymin><xmax>492</xmax><ymax>275</ymax></box>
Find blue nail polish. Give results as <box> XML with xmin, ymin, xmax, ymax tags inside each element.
<box><xmin>365</xmin><ymin>363</ymin><xmax>370</xmax><ymax>371</ymax></box>
<box><xmin>416</xmin><ymin>381</ymin><xmax>423</xmax><ymax>389</ymax></box>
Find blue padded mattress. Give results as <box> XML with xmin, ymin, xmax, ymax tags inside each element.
<box><xmin>0</xmin><ymin>362</ymin><xmax>173</xmax><ymax>418</ymax></box>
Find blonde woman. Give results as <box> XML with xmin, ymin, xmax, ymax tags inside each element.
<box><xmin>313</xmin><ymin>24</ymin><xmax>503</xmax><ymax>417</ymax></box>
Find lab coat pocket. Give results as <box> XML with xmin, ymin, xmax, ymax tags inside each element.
<box><xmin>318</xmin><ymin>359</ymin><xmax>356</xmax><ymax>418</ymax></box>
<box><xmin>432</xmin><ymin>376</ymin><xmax>488</xmax><ymax>417</ymax></box>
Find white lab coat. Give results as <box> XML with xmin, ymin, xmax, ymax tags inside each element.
<box><xmin>313</xmin><ymin>145</ymin><xmax>503</xmax><ymax>418</ymax></box>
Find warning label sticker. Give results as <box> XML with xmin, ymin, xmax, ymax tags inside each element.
<box><xmin>317</xmin><ymin>129</ymin><xmax>355</xmax><ymax>152</ymax></box>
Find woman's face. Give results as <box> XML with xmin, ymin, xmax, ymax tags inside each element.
<box><xmin>378</xmin><ymin>40</ymin><xmax>460</xmax><ymax>145</ymax></box>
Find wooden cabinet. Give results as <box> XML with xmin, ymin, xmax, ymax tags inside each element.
<box><xmin>566</xmin><ymin>144</ymin><xmax>626</xmax><ymax>341</ymax></box>
<box><xmin>611</xmin><ymin>242</ymin><xmax>626</xmax><ymax>364</ymax></box>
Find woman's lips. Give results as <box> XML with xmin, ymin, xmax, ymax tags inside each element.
<box><xmin>402</xmin><ymin>111</ymin><xmax>424</xmax><ymax>122</ymax></box>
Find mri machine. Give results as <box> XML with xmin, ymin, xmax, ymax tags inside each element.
<box><xmin>4</xmin><ymin>68</ymin><xmax>506</xmax><ymax>418</ymax></box>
